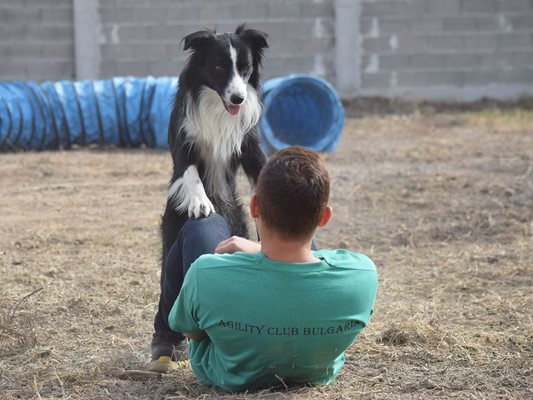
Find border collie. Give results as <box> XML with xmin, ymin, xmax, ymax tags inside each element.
<box><xmin>161</xmin><ymin>24</ymin><xmax>268</xmax><ymax>265</ymax></box>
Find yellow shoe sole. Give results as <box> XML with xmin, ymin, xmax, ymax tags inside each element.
<box><xmin>147</xmin><ymin>356</ymin><xmax>189</xmax><ymax>373</ymax></box>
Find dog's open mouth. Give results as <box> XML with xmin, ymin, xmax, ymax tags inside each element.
<box><xmin>224</xmin><ymin>103</ymin><xmax>241</xmax><ymax>116</ymax></box>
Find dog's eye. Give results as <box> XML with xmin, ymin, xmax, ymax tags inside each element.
<box><xmin>215</xmin><ymin>65</ymin><xmax>225</xmax><ymax>72</ymax></box>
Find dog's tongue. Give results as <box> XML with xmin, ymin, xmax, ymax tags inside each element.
<box><xmin>225</xmin><ymin>104</ymin><xmax>241</xmax><ymax>116</ymax></box>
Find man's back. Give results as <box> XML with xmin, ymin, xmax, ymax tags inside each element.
<box><xmin>169</xmin><ymin>249</ymin><xmax>378</xmax><ymax>392</ymax></box>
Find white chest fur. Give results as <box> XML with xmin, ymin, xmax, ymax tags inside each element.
<box><xmin>182</xmin><ymin>86</ymin><xmax>261</xmax><ymax>197</ymax></box>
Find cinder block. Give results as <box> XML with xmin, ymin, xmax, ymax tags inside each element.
<box><xmin>0</xmin><ymin>23</ymin><xmax>25</xmax><ymax>38</ymax></box>
<box><xmin>479</xmin><ymin>53</ymin><xmax>511</xmax><ymax>68</ymax></box>
<box><xmin>27</xmin><ymin>61</ymin><xmax>74</xmax><ymax>80</ymax></box>
<box><xmin>163</xmin><ymin>5</ymin><xmax>200</xmax><ymax>22</ymax></box>
<box><xmin>426</xmin><ymin>0</ymin><xmax>461</xmax><ymax>15</ymax></box>
<box><xmin>508</xmin><ymin>15</ymin><xmax>533</xmax><ymax>30</ymax></box>
<box><xmin>461</xmin><ymin>70</ymin><xmax>498</xmax><ymax>85</ymax></box>
<box><xmin>285</xmin><ymin>20</ymin><xmax>316</xmax><ymax>38</ymax></box>
<box><xmin>360</xmin><ymin>18</ymin><xmax>374</xmax><ymax>37</ymax></box>
<box><xmin>149</xmin><ymin>60</ymin><xmax>182</xmax><ymax>76</ymax></box>
<box><xmin>198</xmin><ymin>5</ymin><xmax>233</xmax><ymax>20</ymax></box>
<box><xmin>409</xmin><ymin>54</ymin><xmax>444</xmax><ymax>69</ymax></box>
<box><xmin>132</xmin><ymin>43</ymin><xmax>166</xmax><ymax>60</ymax></box>
<box><xmin>25</xmin><ymin>25</ymin><xmax>73</xmax><ymax>41</ymax></box>
<box><xmin>443</xmin><ymin>16</ymin><xmax>478</xmax><ymax>32</ymax></box>
<box><xmin>114</xmin><ymin>60</ymin><xmax>152</xmax><ymax>76</ymax></box>
<box><xmin>464</xmin><ymin>34</ymin><xmax>498</xmax><ymax>51</ymax></box>
<box><xmin>301</xmin><ymin>2</ymin><xmax>334</xmax><ymax>18</ymax></box>
<box><xmin>129</xmin><ymin>7</ymin><xmax>167</xmax><ymax>24</ymax></box>
<box><xmin>298</xmin><ymin>38</ymin><xmax>333</xmax><ymax>54</ymax></box>
<box><xmin>100</xmin><ymin>7</ymin><xmax>133</xmax><ymax>24</ymax></box>
<box><xmin>41</xmin><ymin>8</ymin><xmax>73</xmax><ymax>24</ymax></box>
<box><xmin>43</xmin><ymin>43</ymin><xmax>74</xmax><ymax>60</ymax></box>
<box><xmin>8</xmin><ymin>43</ymin><xmax>43</xmax><ymax>59</ymax></box>
<box><xmin>399</xmin><ymin>70</ymin><xmax>463</xmax><ymax>87</ymax></box>
<box><xmin>100</xmin><ymin>62</ymin><xmax>116</xmax><ymax>78</ymax></box>
<box><xmin>512</xmin><ymin>51</ymin><xmax>533</xmax><ymax>66</ymax></box>
<box><xmin>149</xmin><ymin>25</ymin><xmax>182</xmax><ymax>41</ymax></box>
<box><xmin>0</xmin><ymin>62</ymin><xmax>28</xmax><ymax>78</ymax></box>
<box><xmin>476</xmin><ymin>16</ymin><xmax>500</xmax><ymax>31</ymax></box>
<box><xmin>445</xmin><ymin>53</ymin><xmax>479</xmax><ymax>68</ymax></box>
<box><xmin>29</xmin><ymin>0</ymin><xmax>72</xmax><ymax>7</ymax></box>
<box><xmin>267</xmin><ymin>1</ymin><xmax>300</xmax><ymax>18</ymax></box>
<box><xmin>379</xmin><ymin>54</ymin><xmax>410</xmax><ymax>70</ymax></box>
<box><xmin>0</xmin><ymin>8</ymin><xmax>41</xmax><ymax>24</ymax></box>
<box><xmin>362</xmin><ymin>37</ymin><xmax>394</xmax><ymax>53</ymax></box>
<box><xmin>498</xmin><ymin>33</ymin><xmax>531</xmax><ymax>49</ymax></box>
<box><xmin>496</xmin><ymin>0</ymin><xmax>531</xmax><ymax>13</ymax></box>
<box><xmin>317</xmin><ymin>18</ymin><xmax>335</xmax><ymax>38</ymax></box>
<box><xmin>427</xmin><ymin>34</ymin><xmax>467</xmax><ymax>50</ymax></box>
<box><xmin>0</xmin><ymin>43</ymin><xmax>8</xmax><ymax>58</ymax></box>
<box><xmin>116</xmin><ymin>25</ymin><xmax>151</xmax><ymax>42</ymax></box>
<box><xmin>361</xmin><ymin>72</ymin><xmax>391</xmax><ymax>89</ymax></box>
<box><xmin>461</xmin><ymin>0</ymin><xmax>497</xmax><ymax>13</ymax></box>
<box><xmin>379</xmin><ymin>18</ymin><xmax>411</xmax><ymax>34</ymax></box>
<box><xmin>409</xmin><ymin>18</ymin><xmax>444</xmax><ymax>34</ymax></box>
<box><xmin>362</xmin><ymin>1</ymin><xmax>427</xmax><ymax>17</ymax></box>
<box><xmin>0</xmin><ymin>0</ymin><xmax>25</xmax><ymax>7</ymax></box>
<box><xmin>100</xmin><ymin>43</ymin><xmax>133</xmax><ymax>60</ymax></box>
<box><xmin>230</xmin><ymin>3</ymin><xmax>268</xmax><ymax>19</ymax></box>
<box><xmin>397</xmin><ymin>35</ymin><xmax>427</xmax><ymax>51</ymax></box>
<box><xmin>498</xmin><ymin>68</ymin><xmax>533</xmax><ymax>83</ymax></box>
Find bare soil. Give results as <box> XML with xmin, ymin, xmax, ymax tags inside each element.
<box><xmin>1</xmin><ymin>109</ymin><xmax>532</xmax><ymax>399</ymax></box>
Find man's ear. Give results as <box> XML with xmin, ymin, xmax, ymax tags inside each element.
<box><xmin>182</xmin><ymin>29</ymin><xmax>215</xmax><ymax>51</ymax></box>
<box><xmin>318</xmin><ymin>206</ymin><xmax>332</xmax><ymax>227</ymax></box>
<box><xmin>250</xmin><ymin>195</ymin><xmax>260</xmax><ymax>218</ymax></box>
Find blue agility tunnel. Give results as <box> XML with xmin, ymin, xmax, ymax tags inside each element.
<box><xmin>0</xmin><ymin>75</ymin><xmax>344</xmax><ymax>153</ymax></box>
<box><xmin>260</xmin><ymin>74</ymin><xmax>345</xmax><ymax>155</ymax></box>
<box><xmin>0</xmin><ymin>77</ymin><xmax>177</xmax><ymax>151</ymax></box>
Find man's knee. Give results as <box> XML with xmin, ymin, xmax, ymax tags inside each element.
<box><xmin>180</xmin><ymin>214</ymin><xmax>229</xmax><ymax>240</ymax></box>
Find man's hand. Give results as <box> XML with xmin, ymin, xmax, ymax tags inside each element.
<box><xmin>215</xmin><ymin>236</ymin><xmax>261</xmax><ymax>254</ymax></box>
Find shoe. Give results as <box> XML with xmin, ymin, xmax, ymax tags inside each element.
<box><xmin>147</xmin><ymin>355</ymin><xmax>188</xmax><ymax>373</ymax></box>
<box><xmin>151</xmin><ymin>338</ymin><xmax>188</xmax><ymax>361</ymax></box>
<box><xmin>147</xmin><ymin>335</ymin><xmax>188</xmax><ymax>373</ymax></box>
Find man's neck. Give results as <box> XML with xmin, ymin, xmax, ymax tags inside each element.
<box><xmin>260</xmin><ymin>235</ymin><xmax>319</xmax><ymax>263</ymax></box>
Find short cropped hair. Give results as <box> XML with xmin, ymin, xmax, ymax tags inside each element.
<box><xmin>255</xmin><ymin>146</ymin><xmax>330</xmax><ymax>238</ymax></box>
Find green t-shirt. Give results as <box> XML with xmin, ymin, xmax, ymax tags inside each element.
<box><xmin>168</xmin><ymin>249</ymin><xmax>378</xmax><ymax>392</ymax></box>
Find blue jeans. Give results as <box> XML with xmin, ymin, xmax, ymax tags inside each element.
<box><xmin>153</xmin><ymin>214</ymin><xmax>231</xmax><ymax>344</ymax></box>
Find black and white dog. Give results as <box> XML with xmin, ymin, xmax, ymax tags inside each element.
<box><xmin>161</xmin><ymin>24</ymin><xmax>268</xmax><ymax>265</ymax></box>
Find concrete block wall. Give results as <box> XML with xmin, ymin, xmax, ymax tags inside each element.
<box><xmin>99</xmin><ymin>0</ymin><xmax>336</xmax><ymax>82</ymax></box>
<box><xmin>358</xmin><ymin>0</ymin><xmax>533</xmax><ymax>99</ymax></box>
<box><xmin>0</xmin><ymin>0</ymin><xmax>74</xmax><ymax>82</ymax></box>
<box><xmin>0</xmin><ymin>0</ymin><xmax>532</xmax><ymax>100</ymax></box>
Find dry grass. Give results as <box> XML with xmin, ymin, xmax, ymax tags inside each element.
<box><xmin>1</xmin><ymin>109</ymin><xmax>532</xmax><ymax>399</ymax></box>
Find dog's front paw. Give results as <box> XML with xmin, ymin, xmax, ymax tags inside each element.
<box><xmin>188</xmin><ymin>194</ymin><xmax>215</xmax><ymax>218</ymax></box>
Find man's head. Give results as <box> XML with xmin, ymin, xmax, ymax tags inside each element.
<box><xmin>251</xmin><ymin>146</ymin><xmax>331</xmax><ymax>240</ymax></box>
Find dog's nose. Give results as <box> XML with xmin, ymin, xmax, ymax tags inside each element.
<box><xmin>230</xmin><ymin>94</ymin><xmax>245</xmax><ymax>105</ymax></box>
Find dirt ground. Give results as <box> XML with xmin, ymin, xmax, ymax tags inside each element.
<box><xmin>1</xmin><ymin>108</ymin><xmax>532</xmax><ymax>399</ymax></box>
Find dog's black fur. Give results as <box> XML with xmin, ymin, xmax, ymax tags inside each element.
<box><xmin>161</xmin><ymin>25</ymin><xmax>268</xmax><ymax>268</ymax></box>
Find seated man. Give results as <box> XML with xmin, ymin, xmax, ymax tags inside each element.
<box><xmin>148</xmin><ymin>146</ymin><xmax>378</xmax><ymax>392</ymax></box>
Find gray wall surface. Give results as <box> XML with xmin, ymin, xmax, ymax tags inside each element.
<box><xmin>98</xmin><ymin>0</ymin><xmax>335</xmax><ymax>83</ymax></box>
<box><xmin>1</xmin><ymin>0</ymin><xmax>532</xmax><ymax>101</ymax></box>
<box><xmin>357</xmin><ymin>0</ymin><xmax>533</xmax><ymax>100</ymax></box>
<box><xmin>0</xmin><ymin>0</ymin><xmax>74</xmax><ymax>82</ymax></box>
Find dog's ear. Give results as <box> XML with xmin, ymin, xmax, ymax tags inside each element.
<box><xmin>236</xmin><ymin>24</ymin><xmax>269</xmax><ymax>52</ymax></box>
<box><xmin>182</xmin><ymin>29</ymin><xmax>215</xmax><ymax>51</ymax></box>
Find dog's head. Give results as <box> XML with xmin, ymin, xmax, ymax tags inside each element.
<box><xmin>182</xmin><ymin>24</ymin><xmax>268</xmax><ymax>116</ymax></box>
